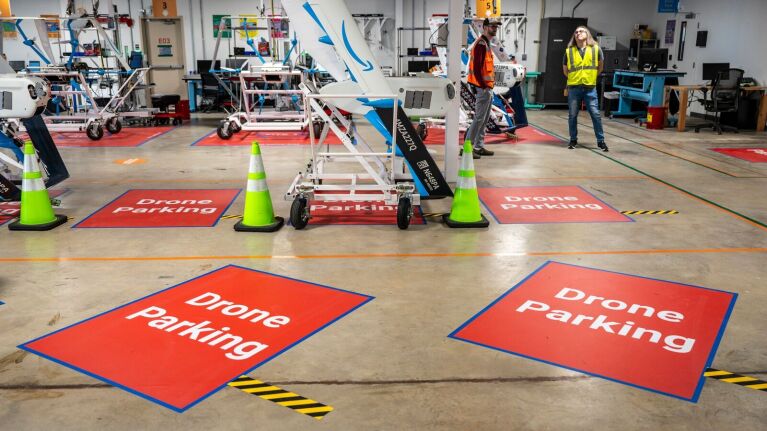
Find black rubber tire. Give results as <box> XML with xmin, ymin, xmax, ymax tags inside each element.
<box><xmin>416</xmin><ymin>123</ymin><xmax>427</xmax><ymax>141</ymax></box>
<box><xmin>230</xmin><ymin>121</ymin><xmax>241</xmax><ymax>133</ymax></box>
<box><xmin>312</xmin><ymin>121</ymin><xmax>322</xmax><ymax>137</ymax></box>
<box><xmin>290</xmin><ymin>197</ymin><xmax>310</xmax><ymax>230</ymax></box>
<box><xmin>396</xmin><ymin>197</ymin><xmax>412</xmax><ymax>230</ymax></box>
<box><xmin>106</xmin><ymin>118</ymin><xmax>122</xmax><ymax>134</ymax></box>
<box><xmin>216</xmin><ymin>122</ymin><xmax>232</xmax><ymax>140</ymax></box>
<box><xmin>86</xmin><ymin>123</ymin><xmax>104</xmax><ymax>140</ymax></box>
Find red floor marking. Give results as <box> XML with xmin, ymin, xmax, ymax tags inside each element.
<box><xmin>193</xmin><ymin>130</ymin><xmax>343</xmax><ymax>146</ymax></box>
<box><xmin>21</xmin><ymin>265</ymin><xmax>372</xmax><ymax>412</ymax></box>
<box><xmin>46</xmin><ymin>127</ymin><xmax>175</xmax><ymax>147</ymax></box>
<box><xmin>306</xmin><ymin>200</ymin><xmax>426</xmax><ymax>225</ymax></box>
<box><xmin>423</xmin><ymin>126</ymin><xmax>561</xmax><ymax>145</ymax></box>
<box><xmin>0</xmin><ymin>189</ymin><xmax>67</xmax><ymax>225</ymax></box>
<box><xmin>479</xmin><ymin>186</ymin><xmax>632</xmax><ymax>224</ymax></box>
<box><xmin>711</xmin><ymin>148</ymin><xmax>767</xmax><ymax>163</ymax></box>
<box><xmin>450</xmin><ymin>261</ymin><xmax>736</xmax><ymax>402</ymax></box>
<box><xmin>73</xmin><ymin>189</ymin><xmax>240</xmax><ymax>228</ymax></box>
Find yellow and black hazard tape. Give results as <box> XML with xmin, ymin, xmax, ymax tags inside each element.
<box><xmin>421</xmin><ymin>212</ymin><xmax>449</xmax><ymax>218</ymax></box>
<box><xmin>621</xmin><ymin>210</ymin><xmax>679</xmax><ymax>215</ymax></box>
<box><xmin>229</xmin><ymin>376</ymin><xmax>334</xmax><ymax>420</ymax></box>
<box><xmin>221</xmin><ymin>214</ymin><xmax>243</xmax><ymax>220</ymax></box>
<box><xmin>705</xmin><ymin>368</ymin><xmax>767</xmax><ymax>392</ymax></box>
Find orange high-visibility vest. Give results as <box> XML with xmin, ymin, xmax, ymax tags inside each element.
<box><xmin>468</xmin><ymin>37</ymin><xmax>495</xmax><ymax>89</ymax></box>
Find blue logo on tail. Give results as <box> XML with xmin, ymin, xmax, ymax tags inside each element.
<box><xmin>342</xmin><ymin>21</ymin><xmax>374</xmax><ymax>72</ymax></box>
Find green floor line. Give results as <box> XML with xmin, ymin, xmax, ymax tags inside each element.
<box><xmin>552</xmin><ymin>115</ymin><xmax>757</xmax><ymax>178</ymax></box>
<box><xmin>529</xmin><ymin>122</ymin><xmax>767</xmax><ymax>231</ymax></box>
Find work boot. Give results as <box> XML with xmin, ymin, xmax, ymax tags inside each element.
<box><xmin>475</xmin><ymin>147</ymin><xmax>494</xmax><ymax>156</ymax></box>
<box><xmin>460</xmin><ymin>148</ymin><xmax>481</xmax><ymax>159</ymax></box>
<box><xmin>598</xmin><ymin>141</ymin><xmax>609</xmax><ymax>152</ymax></box>
<box><xmin>568</xmin><ymin>140</ymin><xmax>578</xmax><ymax>149</ymax></box>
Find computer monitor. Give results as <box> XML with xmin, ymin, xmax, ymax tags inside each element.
<box><xmin>225</xmin><ymin>58</ymin><xmax>247</xmax><ymax>69</ymax></box>
<box><xmin>197</xmin><ymin>60</ymin><xmax>221</xmax><ymax>73</ymax></box>
<box><xmin>702</xmin><ymin>63</ymin><xmax>730</xmax><ymax>81</ymax></box>
<box><xmin>9</xmin><ymin>61</ymin><xmax>25</xmax><ymax>72</ymax></box>
<box><xmin>638</xmin><ymin>48</ymin><xmax>668</xmax><ymax>70</ymax></box>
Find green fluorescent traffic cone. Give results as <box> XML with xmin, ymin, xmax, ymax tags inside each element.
<box><xmin>443</xmin><ymin>140</ymin><xmax>490</xmax><ymax>228</ymax></box>
<box><xmin>9</xmin><ymin>142</ymin><xmax>67</xmax><ymax>231</ymax></box>
<box><xmin>234</xmin><ymin>141</ymin><xmax>284</xmax><ymax>232</ymax></box>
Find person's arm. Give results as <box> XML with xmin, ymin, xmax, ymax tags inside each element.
<box><xmin>472</xmin><ymin>42</ymin><xmax>487</xmax><ymax>88</ymax></box>
<box><xmin>563</xmin><ymin>51</ymin><xmax>570</xmax><ymax>78</ymax></box>
<box><xmin>563</xmin><ymin>64</ymin><xmax>569</xmax><ymax>78</ymax></box>
<box><xmin>597</xmin><ymin>46</ymin><xmax>604</xmax><ymax>75</ymax></box>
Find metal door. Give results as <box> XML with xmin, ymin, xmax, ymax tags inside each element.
<box><xmin>142</xmin><ymin>17</ymin><xmax>186</xmax><ymax>98</ymax></box>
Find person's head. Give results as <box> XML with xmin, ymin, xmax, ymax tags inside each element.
<box><xmin>482</xmin><ymin>18</ymin><xmax>500</xmax><ymax>38</ymax></box>
<box><xmin>568</xmin><ymin>26</ymin><xmax>596</xmax><ymax>47</ymax></box>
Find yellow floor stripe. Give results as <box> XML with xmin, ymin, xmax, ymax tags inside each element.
<box><xmin>260</xmin><ymin>392</ymin><xmax>299</xmax><ymax>400</ymax></box>
<box><xmin>280</xmin><ymin>399</ymin><xmax>320</xmax><ymax>407</ymax></box>
<box><xmin>747</xmin><ymin>383</ymin><xmax>767</xmax><ymax>390</ymax></box>
<box><xmin>228</xmin><ymin>377</ymin><xmax>333</xmax><ymax>420</ymax></box>
<box><xmin>704</xmin><ymin>370</ymin><xmax>733</xmax><ymax>377</ymax></box>
<box><xmin>721</xmin><ymin>377</ymin><xmax>758</xmax><ymax>383</ymax></box>
<box><xmin>296</xmin><ymin>406</ymin><xmax>335</xmax><ymax>414</ymax></box>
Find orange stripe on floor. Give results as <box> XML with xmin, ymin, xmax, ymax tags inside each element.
<box><xmin>1</xmin><ymin>248</ymin><xmax>765</xmax><ymax>263</ymax></box>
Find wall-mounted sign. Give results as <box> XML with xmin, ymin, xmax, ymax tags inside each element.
<box><xmin>213</xmin><ymin>15</ymin><xmax>232</xmax><ymax>39</ymax></box>
<box><xmin>476</xmin><ymin>0</ymin><xmax>501</xmax><ymax>18</ymax></box>
<box><xmin>658</xmin><ymin>0</ymin><xmax>679</xmax><ymax>13</ymax></box>
<box><xmin>152</xmin><ymin>0</ymin><xmax>177</xmax><ymax>17</ymax></box>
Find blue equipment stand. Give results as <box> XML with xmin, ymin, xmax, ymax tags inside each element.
<box><xmin>611</xmin><ymin>70</ymin><xmax>686</xmax><ymax>118</ymax></box>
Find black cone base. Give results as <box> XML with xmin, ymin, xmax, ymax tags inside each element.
<box><xmin>442</xmin><ymin>213</ymin><xmax>490</xmax><ymax>228</ymax></box>
<box><xmin>9</xmin><ymin>214</ymin><xmax>68</xmax><ymax>231</ymax></box>
<box><xmin>234</xmin><ymin>216</ymin><xmax>284</xmax><ymax>233</ymax></box>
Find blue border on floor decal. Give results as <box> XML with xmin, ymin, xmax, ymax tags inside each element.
<box><xmin>71</xmin><ymin>188</ymin><xmax>241</xmax><ymax>229</ymax></box>
<box><xmin>19</xmin><ymin>264</ymin><xmax>375</xmax><ymax>413</ymax></box>
<box><xmin>478</xmin><ymin>185</ymin><xmax>634</xmax><ymax>224</ymax></box>
<box><xmin>448</xmin><ymin>260</ymin><xmax>738</xmax><ymax>403</ymax></box>
<box><xmin>52</xmin><ymin>126</ymin><xmax>179</xmax><ymax>148</ymax></box>
<box><xmin>190</xmin><ymin>130</ymin><xmax>216</xmax><ymax>146</ymax></box>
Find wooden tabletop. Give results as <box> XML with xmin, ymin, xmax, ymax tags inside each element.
<box><xmin>666</xmin><ymin>84</ymin><xmax>766</xmax><ymax>91</ymax></box>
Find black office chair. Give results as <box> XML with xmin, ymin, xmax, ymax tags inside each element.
<box><xmin>694</xmin><ymin>68</ymin><xmax>744</xmax><ymax>134</ymax></box>
<box><xmin>200</xmin><ymin>72</ymin><xmax>226</xmax><ymax>112</ymax></box>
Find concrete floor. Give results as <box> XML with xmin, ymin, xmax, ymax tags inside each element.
<box><xmin>1</xmin><ymin>110</ymin><xmax>765</xmax><ymax>430</ymax></box>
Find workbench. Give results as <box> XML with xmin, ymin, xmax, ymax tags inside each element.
<box><xmin>663</xmin><ymin>85</ymin><xmax>767</xmax><ymax>132</ymax></box>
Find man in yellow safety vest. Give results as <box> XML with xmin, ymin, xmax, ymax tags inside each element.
<box><xmin>562</xmin><ymin>26</ymin><xmax>608</xmax><ymax>151</ymax></box>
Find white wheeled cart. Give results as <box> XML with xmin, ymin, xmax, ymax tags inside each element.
<box><xmin>20</xmin><ymin>67</ymin><xmax>148</xmax><ymax>140</ymax></box>
<box><xmin>216</xmin><ymin>65</ymin><xmax>312</xmax><ymax>139</ymax></box>
<box><xmin>284</xmin><ymin>88</ymin><xmax>418</xmax><ymax>230</ymax></box>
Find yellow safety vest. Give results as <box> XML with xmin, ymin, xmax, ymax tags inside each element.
<box><xmin>566</xmin><ymin>44</ymin><xmax>599</xmax><ymax>86</ymax></box>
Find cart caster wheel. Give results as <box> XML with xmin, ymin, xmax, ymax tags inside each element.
<box><xmin>396</xmin><ymin>196</ymin><xmax>412</xmax><ymax>230</ymax></box>
<box><xmin>106</xmin><ymin>118</ymin><xmax>122</xmax><ymax>134</ymax></box>
<box><xmin>290</xmin><ymin>196</ymin><xmax>310</xmax><ymax>230</ymax></box>
<box><xmin>86</xmin><ymin>123</ymin><xmax>104</xmax><ymax>140</ymax></box>
<box><xmin>216</xmin><ymin>121</ymin><xmax>233</xmax><ymax>140</ymax></box>
<box><xmin>172</xmin><ymin>118</ymin><xmax>181</xmax><ymax>126</ymax></box>
<box><xmin>416</xmin><ymin>122</ymin><xmax>427</xmax><ymax>141</ymax></box>
<box><xmin>230</xmin><ymin>121</ymin><xmax>241</xmax><ymax>133</ymax></box>
<box><xmin>312</xmin><ymin>121</ymin><xmax>322</xmax><ymax>137</ymax></box>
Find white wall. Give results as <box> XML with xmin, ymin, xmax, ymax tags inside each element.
<box><xmin>647</xmin><ymin>0</ymin><xmax>767</xmax><ymax>85</ymax></box>
<box><xmin>7</xmin><ymin>0</ymin><xmax>764</xmax><ymax>86</ymax></box>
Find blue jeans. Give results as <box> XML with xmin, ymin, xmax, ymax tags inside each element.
<box><xmin>567</xmin><ymin>86</ymin><xmax>604</xmax><ymax>143</ymax></box>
